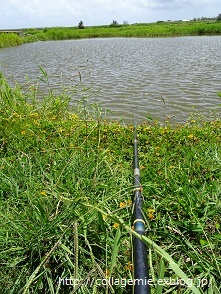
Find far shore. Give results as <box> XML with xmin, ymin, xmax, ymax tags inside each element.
<box><xmin>1</xmin><ymin>20</ymin><xmax>221</xmax><ymax>48</ymax></box>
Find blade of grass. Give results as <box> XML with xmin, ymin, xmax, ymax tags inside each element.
<box><xmin>156</xmin><ymin>258</ymin><xmax>166</xmax><ymax>294</ymax></box>
<box><xmin>22</xmin><ymin>237</ymin><xmax>62</xmax><ymax>294</ymax></box>
<box><xmin>109</xmin><ymin>226</ymin><xmax>122</xmax><ymax>277</ymax></box>
<box><xmin>84</xmin><ymin>204</ymin><xmax>201</xmax><ymax>294</ymax></box>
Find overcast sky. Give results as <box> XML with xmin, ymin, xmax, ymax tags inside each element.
<box><xmin>1</xmin><ymin>0</ymin><xmax>221</xmax><ymax>29</ymax></box>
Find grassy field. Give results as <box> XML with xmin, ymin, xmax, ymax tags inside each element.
<box><xmin>0</xmin><ymin>71</ymin><xmax>221</xmax><ymax>293</ymax></box>
<box><xmin>1</xmin><ymin>21</ymin><xmax>221</xmax><ymax>48</ymax></box>
<box><xmin>0</xmin><ymin>33</ymin><xmax>24</xmax><ymax>48</ymax></box>
<box><xmin>25</xmin><ymin>21</ymin><xmax>221</xmax><ymax>41</ymax></box>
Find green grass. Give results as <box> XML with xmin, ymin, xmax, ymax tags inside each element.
<box><xmin>0</xmin><ymin>33</ymin><xmax>24</xmax><ymax>48</ymax></box>
<box><xmin>24</xmin><ymin>21</ymin><xmax>221</xmax><ymax>41</ymax></box>
<box><xmin>1</xmin><ymin>21</ymin><xmax>221</xmax><ymax>48</ymax></box>
<box><xmin>0</xmin><ymin>72</ymin><xmax>221</xmax><ymax>293</ymax></box>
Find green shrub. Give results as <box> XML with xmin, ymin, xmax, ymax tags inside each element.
<box><xmin>0</xmin><ymin>33</ymin><xmax>23</xmax><ymax>48</ymax></box>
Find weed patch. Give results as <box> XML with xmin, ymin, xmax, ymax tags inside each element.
<box><xmin>0</xmin><ymin>74</ymin><xmax>220</xmax><ymax>293</ymax></box>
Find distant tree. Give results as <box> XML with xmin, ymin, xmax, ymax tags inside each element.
<box><xmin>78</xmin><ymin>21</ymin><xmax>84</xmax><ymax>29</ymax></box>
<box><xmin>123</xmin><ymin>20</ymin><xmax>129</xmax><ymax>25</ymax></box>
<box><xmin>110</xmin><ymin>20</ymin><xmax>119</xmax><ymax>27</ymax></box>
<box><xmin>217</xmin><ymin>13</ymin><xmax>221</xmax><ymax>21</ymax></box>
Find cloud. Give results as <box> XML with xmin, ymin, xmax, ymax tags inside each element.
<box><xmin>1</xmin><ymin>0</ymin><xmax>221</xmax><ymax>29</ymax></box>
<box><xmin>139</xmin><ymin>0</ymin><xmax>221</xmax><ymax>11</ymax></box>
<box><xmin>7</xmin><ymin>0</ymin><xmax>80</xmax><ymax>18</ymax></box>
<box><xmin>142</xmin><ymin>0</ymin><xmax>193</xmax><ymax>10</ymax></box>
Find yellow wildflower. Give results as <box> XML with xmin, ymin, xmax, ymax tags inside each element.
<box><xmin>113</xmin><ymin>223</ymin><xmax>120</xmax><ymax>229</ymax></box>
<box><xmin>21</xmin><ymin>131</ymin><xmax>26</xmax><ymax>135</ymax></box>
<box><xmin>119</xmin><ymin>202</ymin><xmax>127</xmax><ymax>208</ymax></box>
<box><xmin>71</xmin><ymin>114</ymin><xmax>78</xmax><ymax>119</ymax></box>
<box><xmin>40</xmin><ymin>191</ymin><xmax>47</xmax><ymax>196</ymax></box>
<box><xmin>29</xmin><ymin>113</ymin><xmax>38</xmax><ymax>118</ymax></box>
<box><xmin>187</xmin><ymin>134</ymin><xmax>198</xmax><ymax>141</ymax></box>
<box><xmin>147</xmin><ymin>214</ymin><xmax>154</xmax><ymax>220</ymax></box>
<box><xmin>147</xmin><ymin>208</ymin><xmax>155</xmax><ymax>221</ymax></box>
<box><xmin>119</xmin><ymin>200</ymin><xmax>132</xmax><ymax>208</ymax></box>
<box><xmin>125</xmin><ymin>263</ymin><xmax>133</xmax><ymax>271</ymax></box>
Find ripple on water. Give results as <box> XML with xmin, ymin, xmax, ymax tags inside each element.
<box><xmin>0</xmin><ymin>37</ymin><xmax>221</xmax><ymax>124</ymax></box>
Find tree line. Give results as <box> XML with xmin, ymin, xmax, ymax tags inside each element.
<box><xmin>78</xmin><ymin>13</ymin><xmax>221</xmax><ymax>29</ymax></box>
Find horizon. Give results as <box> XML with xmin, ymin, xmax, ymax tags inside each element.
<box><xmin>0</xmin><ymin>17</ymin><xmax>219</xmax><ymax>32</ymax></box>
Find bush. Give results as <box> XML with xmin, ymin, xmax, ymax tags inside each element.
<box><xmin>217</xmin><ymin>13</ymin><xmax>221</xmax><ymax>21</ymax></box>
<box><xmin>0</xmin><ymin>33</ymin><xmax>23</xmax><ymax>48</ymax></box>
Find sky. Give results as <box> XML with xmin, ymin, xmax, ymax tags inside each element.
<box><xmin>1</xmin><ymin>0</ymin><xmax>221</xmax><ymax>29</ymax></box>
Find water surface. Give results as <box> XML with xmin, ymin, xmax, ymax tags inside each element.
<box><xmin>1</xmin><ymin>37</ymin><xmax>221</xmax><ymax>123</ymax></box>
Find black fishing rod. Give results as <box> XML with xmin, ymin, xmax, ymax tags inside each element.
<box><xmin>132</xmin><ymin>124</ymin><xmax>150</xmax><ymax>294</ymax></box>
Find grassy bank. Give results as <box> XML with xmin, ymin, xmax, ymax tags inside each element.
<box><xmin>1</xmin><ymin>21</ymin><xmax>221</xmax><ymax>48</ymax></box>
<box><xmin>24</xmin><ymin>21</ymin><xmax>221</xmax><ymax>40</ymax></box>
<box><xmin>0</xmin><ymin>33</ymin><xmax>24</xmax><ymax>48</ymax></box>
<box><xmin>24</xmin><ymin>21</ymin><xmax>221</xmax><ymax>41</ymax></box>
<box><xmin>0</xmin><ymin>73</ymin><xmax>221</xmax><ymax>293</ymax></box>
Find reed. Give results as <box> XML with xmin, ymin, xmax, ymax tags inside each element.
<box><xmin>24</xmin><ymin>21</ymin><xmax>221</xmax><ymax>42</ymax></box>
<box><xmin>0</xmin><ymin>73</ymin><xmax>220</xmax><ymax>293</ymax></box>
<box><xmin>1</xmin><ymin>21</ymin><xmax>221</xmax><ymax>48</ymax></box>
<box><xmin>0</xmin><ymin>33</ymin><xmax>23</xmax><ymax>48</ymax></box>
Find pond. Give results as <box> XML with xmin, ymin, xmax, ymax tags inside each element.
<box><xmin>1</xmin><ymin>36</ymin><xmax>221</xmax><ymax>124</ymax></box>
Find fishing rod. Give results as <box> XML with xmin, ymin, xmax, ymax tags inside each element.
<box><xmin>132</xmin><ymin>121</ymin><xmax>150</xmax><ymax>294</ymax></box>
